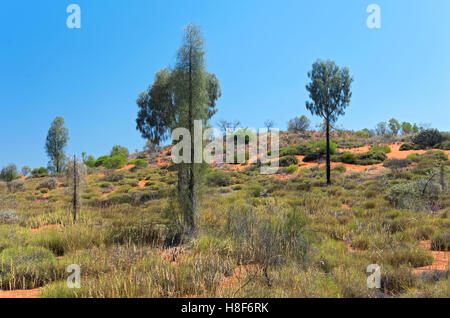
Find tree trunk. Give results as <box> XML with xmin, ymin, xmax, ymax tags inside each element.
<box><xmin>187</xmin><ymin>31</ymin><xmax>196</xmax><ymax>231</ymax></box>
<box><xmin>326</xmin><ymin>118</ymin><xmax>331</xmax><ymax>186</ymax></box>
<box><xmin>73</xmin><ymin>155</ymin><xmax>77</xmax><ymax>222</ymax></box>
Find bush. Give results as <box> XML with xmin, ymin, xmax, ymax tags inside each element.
<box><xmin>37</xmin><ymin>177</ymin><xmax>59</xmax><ymax>190</ymax></box>
<box><xmin>286</xmin><ymin>164</ymin><xmax>298</xmax><ymax>174</ymax></box>
<box><xmin>385</xmin><ymin>179</ymin><xmax>442</xmax><ymax>211</ymax></box>
<box><xmin>31</xmin><ymin>167</ymin><xmax>48</xmax><ymax>177</ymax></box>
<box><xmin>0</xmin><ymin>210</ymin><xmax>19</xmax><ymax>224</ymax></box>
<box><xmin>95</xmin><ymin>155</ymin><xmax>110</xmax><ymax>167</ymax></box>
<box><xmin>0</xmin><ymin>246</ymin><xmax>57</xmax><ymax>290</ymax></box>
<box><xmin>341</xmin><ymin>152</ymin><xmax>358</xmax><ymax>164</ymax></box>
<box><xmin>309</xmin><ymin>140</ymin><xmax>337</xmax><ymax>155</ymax></box>
<box><xmin>226</xmin><ymin>206</ymin><xmax>309</xmax><ymax>269</ymax></box>
<box><xmin>103</xmin><ymin>156</ymin><xmax>127</xmax><ymax>170</ymax></box>
<box><xmin>0</xmin><ymin>164</ymin><xmax>19</xmax><ymax>182</ymax></box>
<box><xmin>399</xmin><ymin>143</ymin><xmax>420</xmax><ymax>151</ymax></box>
<box><xmin>206</xmin><ymin>170</ymin><xmax>233</xmax><ymax>187</ymax></box>
<box><xmin>303</xmin><ymin>152</ymin><xmax>321</xmax><ymax>162</ymax></box>
<box><xmin>280</xmin><ymin>156</ymin><xmax>299</xmax><ymax>167</ymax></box>
<box><xmin>280</xmin><ymin>147</ymin><xmax>302</xmax><ymax>157</ymax></box>
<box><xmin>435</xmin><ymin>140</ymin><xmax>450</xmax><ymax>150</ymax></box>
<box><xmin>383</xmin><ymin>159</ymin><xmax>411</xmax><ymax>170</ymax></box>
<box><xmin>412</xmin><ymin>129</ymin><xmax>443</xmax><ymax>149</ymax></box>
<box><xmin>357</xmin><ymin>150</ymin><xmax>387</xmax><ymax>164</ymax></box>
<box><xmin>431</xmin><ymin>230</ymin><xmax>449</xmax><ymax>251</ymax></box>
<box><xmin>129</xmin><ymin>159</ymin><xmax>147</xmax><ymax>169</ymax></box>
<box><xmin>110</xmin><ymin>145</ymin><xmax>129</xmax><ymax>158</ymax></box>
<box><xmin>370</xmin><ymin>145</ymin><xmax>391</xmax><ymax>154</ymax></box>
<box><xmin>7</xmin><ymin>180</ymin><xmax>25</xmax><ymax>193</ymax></box>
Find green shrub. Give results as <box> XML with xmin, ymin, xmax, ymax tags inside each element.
<box><xmin>206</xmin><ymin>170</ymin><xmax>233</xmax><ymax>187</ymax></box>
<box><xmin>431</xmin><ymin>230</ymin><xmax>449</xmax><ymax>251</ymax></box>
<box><xmin>31</xmin><ymin>167</ymin><xmax>49</xmax><ymax>177</ymax></box>
<box><xmin>280</xmin><ymin>156</ymin><xmax>299</xmax><ymax>167</ymax></box>
<box><xmin>280</xmin><ymin>147</ymin><xmax>301</xmax><ymax>157</ymax></box>
<box><xmin>0</xmin><ymin>164</ymin><xmax>18</xmax><ymax>182</ymax></box>
<box><xmin>129</xmin><ymin>159</ymin><xmax>147</xmax><ymax>169</ymax></box>
<box><xmin>286</xmin><ymin>164</ymin><xmax>298</xmax><ymax>174</ymax></box>
<box><xmin>309</xmin><ymin>140</ymin><xmax>337</xmax><ymax>155</ymax></box>
<box><xmin>341</xmin><ymin>152</ymin><xmax>357</xmax><ymax>164</ymax></box>
<box><xmin>95</xmin><ymin>156</ymin><xmax>110</xmax><ymax>167</ymax></box>
<box><xmin>399</xmin><ymin>143</ymin><xmax>420</xmax><ymax>151</ymax></box>
<box><xmin>104</xmin><ymin>156</ymin><xmax>127</xmax><ymax>170</ymax></box>
<box><xmin>435</xmin><ymin>140</ymin><xmax>450</xmax><ymax>150</ymax></box>
<box><xmin>412</xmin><ymin>129</ymin><xmax>444</xmax><ymax>149</ymax></box>
<box><xmin>370</xmin><ymin>145</ymin><xmax>391</xmax><ymax>154</ymax></box>
<box><xmin>303</xmin><ymin>152</ymin><xmax>321</xmax><ymax>162</ymax></box>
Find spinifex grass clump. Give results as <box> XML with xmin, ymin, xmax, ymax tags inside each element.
<box><xmin>0</xmin><ymin>246</ymin><xmax>57</xmax><ymax>290</ymax></box>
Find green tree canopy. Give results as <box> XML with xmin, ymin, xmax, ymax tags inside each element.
<box><xmin>45</xmin><ymin>116</ymin><xmax>69</xmax><ymax>173</ymax></box>
<box><xmin>136</xmin><ymin>23</ymin><xmax>222</xmax><ymax>231</ymax></box>
<box><xmin>305</xmin><ymin>59</ymin><xmax>353</xmax><ymax>185</ymax></box>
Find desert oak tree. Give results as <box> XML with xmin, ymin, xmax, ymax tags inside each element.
<box><xmin>306</xmin><ymin>60</ymin><xmax>353</xmax><ymax>185</ymax></box>
<box><xmin>45</xmin><ymin>117</ymin><xmax>69</xmax><ymax>173</ymax></box>
<box><xmin>136</xmin><ymin>23</ymin><xmax>221</xmax><ymax>231</ymax></box>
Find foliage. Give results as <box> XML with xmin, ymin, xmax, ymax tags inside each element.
<box><xmin>37</xmin><ymin>177</ymin><xmax>59</xmax><ymax>190</ymax></box>
<box><xmin>206</xmin><ymin>170</ymin><xmax>233</xmax><ymax>187</ymax></box>
<box><xmin>412</xmin><ymin>129</ymin><xmax>444</xmax><ymax>149</ymax></box>
<box><xmin>45</xmin><ymin>117</ymin><xmax>69</xmax><ymax>173</ymax></box>
<box><xmin>280</xmin><ymin>156</ymin><xmax>299</xmax><ymax>167</ymax></box>
<box><xmin>0</xmin><ymin>164</ymin><xmax>18</xmax><ymax>182</ymax></box>
<box><xmin>287</xmin><ymin>115</ymin><xmax>310</xmax><ymax>133</ymax></box>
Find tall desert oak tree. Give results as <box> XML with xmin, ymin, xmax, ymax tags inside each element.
<box><xmin>45</xmin><ymin>116</ymin><xmax>69</xmax><ymax>173</ymax></box>
<box><xmin>136</xmin><ymin>23</ymin><xmax>221</xmax><ymax>231</ymax></box>
<box><xmin>306</xmin><ymin>60</ymin><xmax>353</xmax><ymax>185</ymax></box>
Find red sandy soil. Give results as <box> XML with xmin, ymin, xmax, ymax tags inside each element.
<box><xmin>413</xmin><ymin>241</ymin><xmax>449</xmax><ymax>274</ymax></box>
<box><xmin>101</xmin><ymin>186</ymin><xmax>118</xmax><ymax>198</ymax></box>
<box><xmin>97</xmin><ymin>174</ymin><xmax>105</xmax><ymax>178</ymax></box>
<box><xmin>138</xmin><ymin>179</ymin><xmax>147</xmax><ymax>188</ymax></box>
<box><xmin>116</xmin><ymin>164</ymin><xmax>135</xmax><ymax>172</ymax></box>
<box><xmin>342</xmin><ymin>204</ymin><xmax>351</xmax><ymax>210</ymax></box>
<box><xmin>30</xmin><ymin>224</ymin><xmax>58</xmax><ymax>233</ymax></box>
<box><xmin>0</xmin><ymin>288</ymin><xmax>41</xmax><ymax>298</ymax></box>
<box><xmin>20</xmin><ymin>176</ymin><xmax>27</xmax><ymax>181</ymax></box>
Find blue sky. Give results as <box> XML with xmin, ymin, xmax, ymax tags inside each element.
<box><xmin>1</xmin><ymin>0</ymin><xmax>449</xmax><ymax>169</ymax></box>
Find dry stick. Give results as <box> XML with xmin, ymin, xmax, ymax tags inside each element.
<box><xmin>73</xmin><ymin>155</ymin><xmax>77</xmax><ymax>222</ymax></box>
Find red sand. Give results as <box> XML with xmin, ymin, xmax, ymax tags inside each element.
<box><xmin>138</xmin><ymin>179</ymin><xmax>147</xmax><ymax>188</ymax></box>
<box><xmin>413</xmin><ymin>241</ymin><xmax>449</xmax><ymax>274</ymax></box>
<box><xmin>30</xmin><ymin>224</ymin><xmax>58</xmax><ymax>233</ymax></box>
<box><xmin>0</xmin><ymin>288</ymin><xmax>41</xmax><ymax>298</ymax></box>
<box><xmin>116</xmin><ymin>164</ymin><xmax>135</xmax><ymax>172</ymax></box>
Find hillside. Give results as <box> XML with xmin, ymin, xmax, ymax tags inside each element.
<box><xmin>0</xmin><ymin>130</ymin><xmax>449</xmax><ymax>298</ymax></box>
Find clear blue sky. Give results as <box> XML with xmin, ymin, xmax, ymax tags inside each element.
<box><xmin>1</xmin><ymin>0</ymin><xmax>449</xmax><ymax>169</ymax></box>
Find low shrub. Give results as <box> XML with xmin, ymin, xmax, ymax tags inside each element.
<box><xmin>31</xmin><ymin>167</ymin><xmax>48</xmax><ymax>178</ymax></box>
<box><xmin>104</xmin><ymin>156</ymin><xmax>127</xmax><ymax>170</ymax></box>
<box><xmin>37</xmin><ymin>177</ymin><xmax>58</xmax><ymax>190</ymax></box>
<box><xmin>206</xmin><ymin>170</ymin><xmax>233</xmax><ymax>187</ymax></box>
<box><xmin>280</xmin><ymin>156</ymin><xmax>299</xmax><ymax>167</ymax></box>
<box><xmin>286</xmin><ymin>164</ymin><xmax>298</xmax><ymax>174</ymax></box>
<box><xmin>129</xmin><ymin>159</ymin><xmax>147</xmax><ymax>169</ymax></box>
<box><xmin>431</xmin><ymin>230</ymin><xmax>449</xmax><ymax>251</ymax></box>
<box><xmin>412</xmin><ymin>129</ymin><xmax>444</xmax><ymax>149</ymax></box>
